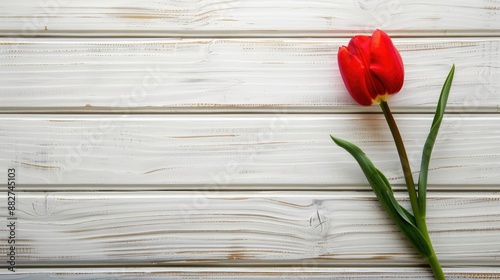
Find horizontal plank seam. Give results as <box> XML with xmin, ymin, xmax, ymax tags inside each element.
<box><xmin>1</xmin><ymin>33</ymin><xmax>500</xmax><ymax>39</ymax></box>
<box><xmin>0</xmin><ymin>109</ymin><xmax>498</xmax><ymax>115</ymax></box>
<box><xmin>4</xmin><ymin>187</ymin><xmax>499</xmax><ymax>192</ymax></box>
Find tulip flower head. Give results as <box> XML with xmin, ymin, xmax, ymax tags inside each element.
<box><xmin>337</xmin><ymin>29</ymin><xmax>404</xmax><ymax>106</ymax></box>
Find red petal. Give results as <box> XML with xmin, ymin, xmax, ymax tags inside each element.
<box><xmin>348</xmin><ymin>35</ymin><xmax>372</xmax><ymax>68</ymax></box>
<box><xmin>369</xmin><ymin>29</ymin><xmax>404</xmax><ymax>95</ymax></box>
<box><xmin>337</xmin><ymin>46</ymin><xmax>374</xmax><ymax>106</ymax></box>
<box><xmin>348</xmin><ymin>34</ymin><xmax>386</xmax><ymax>100</ymax></box>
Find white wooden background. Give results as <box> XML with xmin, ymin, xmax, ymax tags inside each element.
<box><xmin>1</xmin><ymin>1</ymin><xmax>499</xmax><ymax>279</ymax></box>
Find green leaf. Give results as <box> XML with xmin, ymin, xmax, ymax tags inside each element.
<box><xmin>377</xmin><ymin>168</ymin><xmax>394</xmax><ymax>193</ymax></box>
<box><xmin>418</xmin><ymin>65</ymin><xmax>455</xmax><ymax>217</ymax></box>
<box><xmin>377</xmin><ymin>169</ymin><xmax>416</xmax><ymax>227</ymax></box>
<box><xmin>331</xmin><ymin>135</ymin><xmax>432</xmax><ymax>258</ymax></box>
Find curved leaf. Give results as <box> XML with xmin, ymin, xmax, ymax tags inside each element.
<box><xmin>378</xmin><ymin>169</ymin><xmax>416</xmax><ymax>227</ymax></box>
<box><xmin>331</xmin><ymin>135</ymin><xmax>432</xmax><ymax>258</ymax></box>
<box><xmin>418</xmin><ymin>65</ymin><xmax>455</xmax><ymax>217</ymax></box>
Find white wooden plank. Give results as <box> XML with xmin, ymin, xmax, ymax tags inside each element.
<box><xmin>0</xmin><ymin>192</ymin><xmax>498</xmax><ymax>266</ymax></box>
<box><xmin>1</xmin><ymin>267</ymin><xmax>499</xmax><ymax>279</ymax></box>
<box><xmin>0</xmin><ymin>114</ymin><xmax>499</xmax><ymax>189</ymax></box>
<box><xmin>1</xmin><ymin>1</ymin><xmax>499</xmax><ymax>37</ymax></box>
<box><xmin>1</xmin><ymin>38</ymin><xmax>499</xmax><ymax>113</ymax></box>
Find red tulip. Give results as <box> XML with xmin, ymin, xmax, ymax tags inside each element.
<box><xmin>337</xmin><ymin>29</ymin><xmax>404</xmax><ymax>106</ymax></box>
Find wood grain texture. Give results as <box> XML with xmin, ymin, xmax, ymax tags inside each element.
<box><xmin>0</xmin><ymin>191</ymin><xmax>498</xmax><ymax>266</ymax></box>
<box><xmin>1</xmin><ymin>267</ymin><xmax>499</xmax><ymax>279</ymax></box>
<box><xmin>1</xmin><ymin>114</ymin><xmax>499</xmax><ymax>189</ymax></box>
<box><xmin>1</xmin><ymin>1</ymin><xmax>499</xmax><ymax>37</ymax></box>
<box><xmin>2</xmin><ymin>1</ymin><xmax>500</xmax><ymax>277</ymax></box>
<box><xmin>1</xmin><ymin>38</ymin><xmax>499</xmax><ymax>113</ymax></box>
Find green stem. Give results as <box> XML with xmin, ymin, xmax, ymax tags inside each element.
<box><xmin>428</xmin><ymin>258</ymin><xmax>446</xmax><ymax>280</ymax></box>
<box><xmin>380</xmin><ymin>101</ymin><xmax>445</xmax><ymax>279</ymax></box>
<box><xmin>379</xmin><ymin>101</ymin><xmax>420</xmax><ymax>218</ymax></box>
<box><xmin>420</xmin><ymin>219</ymin><xmax>446</xmax><ymax>280</ymax></box>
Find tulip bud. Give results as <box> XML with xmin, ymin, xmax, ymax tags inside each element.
<box><xmin>337</xmin><ymin>29</ymin><xmax>404</xmax><ymax>106</ymax></box>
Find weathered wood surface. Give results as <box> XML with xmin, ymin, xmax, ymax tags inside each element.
<box><xmin>0</xmin><ymin>114</ymin><xmax>498</xmax><ymax>189</ymax></box>
<box><xmin>0</xmin><ymin>192</ymin><xmax>498</xmax><ymax>266</ymax></box>
<box><xmin>1</xmin><ymin>38</ymin><xmax>498</xmax><ymax>113</ymax></box>
<box><xmin>1</xmin><ymin>268</ymin><xmax>499</xmax><ymax>279</ymax></box>
<box><xmin>1</xmin><ymin>1</ymin><xmax>499</xmax><ymax>37</ymax></box>
<box><xmin>2</xmin><ymin>0</ymin><xmax>499</xmax><ymax>278</ymax></box>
